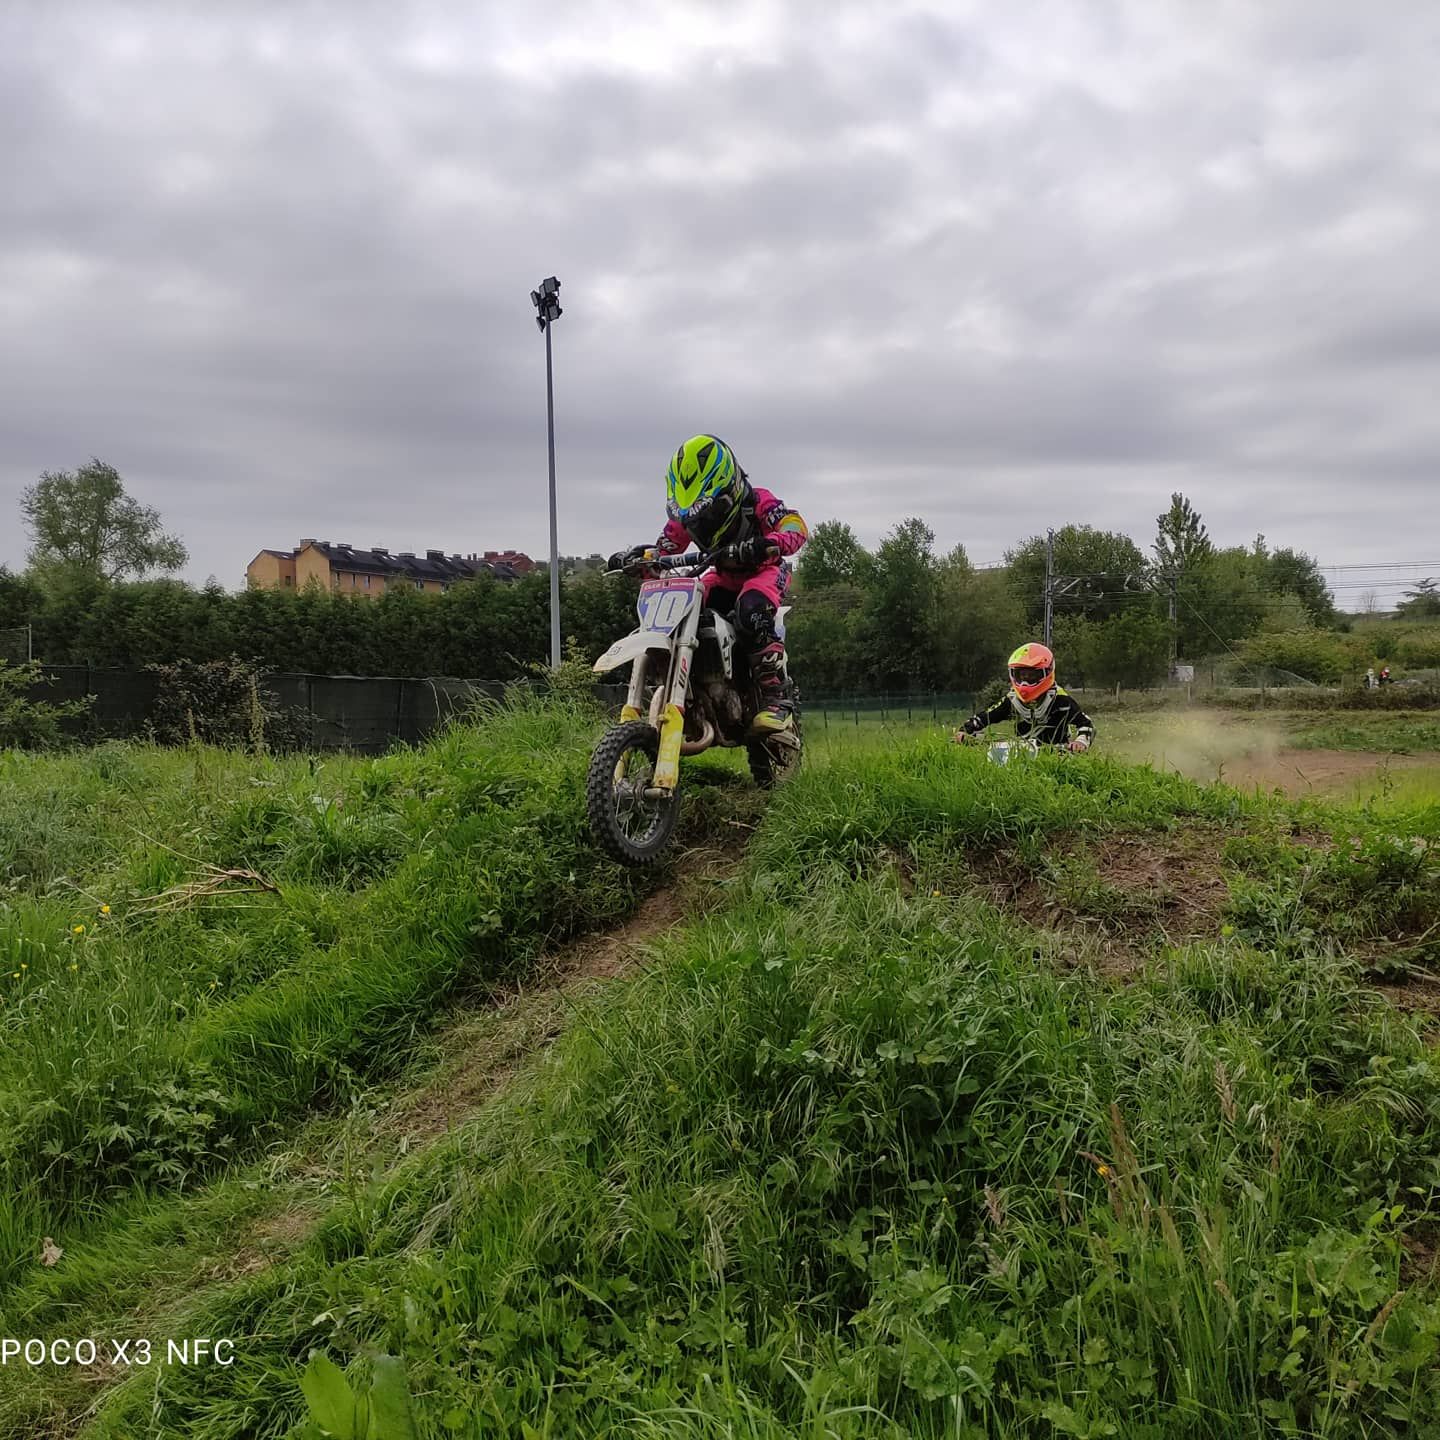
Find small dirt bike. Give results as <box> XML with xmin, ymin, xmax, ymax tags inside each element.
<box><xmin>585</xmin><ymin>551</ymin><xmax>803</xmax><ymax>866</ymax></box>
<box><xmin>952</xmin><ymin>733</ymin><xmax>1089</xmax><ymax>765</ymax></box>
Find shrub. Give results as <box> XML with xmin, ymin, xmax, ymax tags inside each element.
<box><xmin>1236</xmin><ymin>628</ymin><xmax>1366</xmax><ymax>684</ymax></box>
<box><xmin>145</xmin><ymin>655</ymin><xmax>309</xmax><ymax>752</ymax></box>
<box><xmin>1394</xmin><ymin>628</ymin><xmax>1440</xmax><ymax>669</ymax></box>
<box><xmin>0</xmin><ymin>660</ymin><xmax>90</xmax><ymax>749</ymax></box>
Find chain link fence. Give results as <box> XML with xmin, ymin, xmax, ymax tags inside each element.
<box><xmin>802</xmin><ymin>692</ymin><xmax>977</xmax><ymax>731</ymax></box>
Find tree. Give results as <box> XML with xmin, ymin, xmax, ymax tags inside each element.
<box><xmin>0</xmin><ymin>567</ymin><xmax>44</xmax><ymax>658</ymax></box>
<box><xmin>1153</xmin><ymin>493</ymin><xmax>1212</xmax><ymax>574</ymax></box>
<box><xmin>863</xmin><ymin>518</ymin><xmax>941</xmax><ymax>690</ymax></box>
<box><xmin>1191</xmin><ymin>546</ymin><xmax>1267</xmax><ymax>645</ymax></box>
<box><xmin>1073</xmin><ymin>611</ymin><xmax>1171</xmax><ymax>690</ymax></box>
<box><xmin>1254</xmin><ymin>592</ymin><xmax>1313</xmax><ymax>634</ymax></box>
<box><xmin>1263</xmin><ymin>547</ymin><xmax>1336</xmax><ymax>626</ymax></box>
<box><xmin>933</xmin><ymin>553</ymin><xmax>1025</xmax><ymax>691</ymax></box>
<box><xmin>1006</xmin><ymin>525</ymin><xmax>1148</xmax><ymax>626</ymax></box>
<box><xmin>1152</xmin><ymin>498</ymin><xmax>1218</xmax><ymax>662</ymax></box>
<box><xmin>787</xmin><ymin>585</ymin><xmax>868</xmax><ymax>692</ymax></box>
<box><xmin>1397</xmin><ymin>578</ymin><xmax>1440</xmax><ymax>619</ymax></box>
<box><xmin>564</xmin><ymin>567</ymin><xmax>642</xmax><ymax>663</ymax></box>
<box><xmin>21</xmin><ymin>459</ymin><xmax>187</xmax><ymax>584</ymax></box>
<box><xmin>796</xmin><ymin>521</ymin><xmax>872</xmax><ymax>590</ymax></box>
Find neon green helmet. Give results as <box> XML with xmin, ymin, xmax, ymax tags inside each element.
<box><xmin>665</xmin><ymin>435</ymin><xmax>745</xmax><ymax>549</ymax></box>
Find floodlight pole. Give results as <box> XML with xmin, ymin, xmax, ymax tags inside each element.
<box><xmin>532</xmin><ymin>277</ymin><xmax>564</xmax><ymax>669</ymax></box>
<box><xmin>544</xmin><ymin>318</ymin><xmax>560</xmax><ymax>669</ymax></box>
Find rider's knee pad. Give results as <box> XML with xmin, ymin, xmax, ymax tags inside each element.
<box><xmin>735</xmin><ymin>590</ymin><xmax>778</xmax><ymax>646</ymax></box>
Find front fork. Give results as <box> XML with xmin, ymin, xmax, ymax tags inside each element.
<box><xmin>617</xmin><ymin>641</ymin><xmax>695</xmax><ymax>794</ymax></box>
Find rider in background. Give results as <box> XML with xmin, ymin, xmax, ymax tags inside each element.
<box><xmin>954</xmin><ymin>642</ymin><xmax>1095</xmax><ymax>751</ymax></box>
<box><xmin>609</xmin><ymin>435</ymin><xmax>808</xmax><ymax>734</ymax></box>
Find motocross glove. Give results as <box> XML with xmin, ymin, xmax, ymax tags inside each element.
<box><xmin>715</xmin><ymin>537</ymin><xmax>778</xmax><ymax>570</ymax></box>
<box><xmin>1067</xmin><ymin>735</ymin><xmax>1092</xmax><ymax>753</ymax></box>
<box><xmin>607</xmin><ymin>545</ymin><xmax>649</xmax><ymax>573</ymax></box>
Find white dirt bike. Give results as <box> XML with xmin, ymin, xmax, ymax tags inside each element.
<box><xmin>585</xmin><ymin>551</ymin><xmax>803</xmax><ymax>866</ymax></box>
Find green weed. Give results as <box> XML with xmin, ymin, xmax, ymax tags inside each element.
<box><xmin>4</xmin><ymin>711</ymin><xmax>1440</xmax><ymax>1438</ymax></box>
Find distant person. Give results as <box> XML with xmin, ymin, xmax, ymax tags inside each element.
<box><xmin>953</xmin><ymin>642</ymin><xmax>1095</xmax><ymax>751</ymax></box>
<box><xmin>1379</xmin><ymin>666</ymin><xmax>1394</xmax><ymax>686</ymax></box>
<box><xmin>1365</xmin><ymin>667</ymin><xmax>1377</xmax><ymax>691</ymax></box>
<box><xmin>609</xmin><ymin>435</ymin><xmax>808</xmax><ymax>735</ymax></box>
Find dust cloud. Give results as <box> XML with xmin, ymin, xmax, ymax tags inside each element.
<box><xmin>1106</xmin><ymin>712</ymin><xmax>1291</xmax><ymax>786</ymax></box>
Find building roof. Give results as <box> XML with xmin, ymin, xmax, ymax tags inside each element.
<box><xmin>295</xmin><ymin>541</ymin><xmax>533</xmax><ymax>584</ymax></box>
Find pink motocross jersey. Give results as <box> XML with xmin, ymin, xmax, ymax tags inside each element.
<box><xmin>656</xmin><ymin>487</ymin><xmax>809</xmax><ymax>567</ymax></box>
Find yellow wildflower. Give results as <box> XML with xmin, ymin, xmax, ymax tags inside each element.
<box><xmin>100</xmin><ymin>904</ymin><xmax>111</xmax><ymax>916</ymax></box>
<box><xmin>1097</xmin><ymin>1164</ymin><xmax>1112</xmax><ymax>1178</ymax></box>
<box><xmin>69</xmin><ymin>964</ymin><xmax>78</xmax><ymax>973</ymax></box>
<box><xmin>72</xmin><ymin>925</ymin><xmax>85</xmax><ymax>935</ymax></box>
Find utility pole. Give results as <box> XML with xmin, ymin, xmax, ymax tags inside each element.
<box><xmin>1043</xmin><ymin>528</ymin><xmax>1054</xmax><ymax>647</ymax></box>
<box><xmin>1167</xmin><ymin>571</ymin><xmax>1178</xmax><ymax>676</ymax></box>
<box><xmin>531</xmin><ymin>276</ymin><xmax>564</xmax><ymax>669</ymax></box>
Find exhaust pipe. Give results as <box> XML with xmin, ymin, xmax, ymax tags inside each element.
<box><xmin>680</xmin><ymin>717</ymin><xmax>715</xmax><ymax>754</ymax></box>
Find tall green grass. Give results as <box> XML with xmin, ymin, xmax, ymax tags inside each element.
<box><xmin>0</xmin><ymin>699</ymin><xmax>732</xmax><ymax>1295</ymax></box>
<box><xmin>27</xmin><ymin>736</ymin><xmax>1436</xmax><ymax>1439</ymax></box>
<box><xmin>70</xmin><ymin>881</ymin><xmax>1440</xmax><ymax>1438</ymax></box>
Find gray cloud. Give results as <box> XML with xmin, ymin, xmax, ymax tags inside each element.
<box><xmin>2</xmin><ymin>0</ymin><xmax>1438</xmax><ymax>604</ymax></box>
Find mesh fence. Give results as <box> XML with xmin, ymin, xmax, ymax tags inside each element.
<box><xmin>19</xmin><ymin>667</ymin><xmax>635</xmax><ymax>752</ymax></box>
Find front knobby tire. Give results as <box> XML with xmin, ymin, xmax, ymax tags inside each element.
<box><xmin>748</xmin><ymin>689</ymin><xmax>804</xmax><ymax>790</ymax></box>
<box><xmin>586</xmin><ymin>719</ymin><xmax>682</xmax><ymax>866</ymax></box>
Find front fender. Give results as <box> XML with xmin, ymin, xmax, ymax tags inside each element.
<box><xmin>593</xmin><ymin>631</ymin><xmax>670</xmax><ymax>674</ymax></box>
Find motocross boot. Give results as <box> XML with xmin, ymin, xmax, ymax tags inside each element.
<box><xmin>748</xmin><ymin>642</ymin><xmax>793</xmax><ymax>736</ymax></box>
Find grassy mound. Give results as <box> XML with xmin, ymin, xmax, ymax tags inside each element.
<box><xmin>0</xmin><ymin>699</ymin><xmax>744</xmax><ymax>1297</ymax></box>
<box><xmin>18</xmin><ymin>735</ymin><xmax>1438</xmax><ymax>1438</ymax></box>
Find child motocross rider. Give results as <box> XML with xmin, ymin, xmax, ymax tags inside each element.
<box><xmin>954</xmin><ymin>642</ymin><xmax>1096</xmax><ymax>751</ymax></box>
<box><xmin>610</xmin><ymin>435</ymin><xmax>808</xmax><ymax>736</ymax></box>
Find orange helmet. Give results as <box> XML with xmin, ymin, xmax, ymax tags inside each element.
<box><xmin>1008</xmin><ymin>642</ymin><xmax>1055</xmax><ymax>704</ymax></box>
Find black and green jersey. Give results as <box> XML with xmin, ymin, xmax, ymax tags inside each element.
<box><xmin>961</xmin><ymin>686</ymin><xmax>1095</xmax><ymax>747</ymax></box>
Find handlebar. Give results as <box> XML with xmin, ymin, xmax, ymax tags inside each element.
<box><xmin>651</xmin><ymin>551</ymin><xmax>712</xmax><ymax>571</ymax></box>
<box><xmin>604</xmin><ymin>549</ymin><xmax>714</xmax><ymax>577</ymax></box>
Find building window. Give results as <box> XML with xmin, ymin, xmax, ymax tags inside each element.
<box><xmin>413</xmin><ymin>579</ymin><xmax>424</xmax><ymax>591</ymax></box>
<box><xmin>364</xmin><ymin>575</ymin><xmax>371</xmax><ymax>589</ymax></box>
<box><xmin>284</xmin><ymin>575</ymin><xmax>294</xmax><ymax>586</ymax></box>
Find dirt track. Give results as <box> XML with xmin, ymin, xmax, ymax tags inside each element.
<box><xmin>1211</xmin><ymin>746</ymin><xmax>1440</xmax><ymax>797</ymax></box>
<box><xmin>1107</xmin><ymin>712</ymin><xmax>1440</xmax><ymax>799</ymax></box>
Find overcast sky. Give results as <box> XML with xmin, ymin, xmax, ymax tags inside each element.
<box><xmin>2</xmin><ymin>0</ymin><xmax>1438</xmax><ymax>603</ymax></box>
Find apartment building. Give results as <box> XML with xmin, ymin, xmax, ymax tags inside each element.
<box><xmin>246</xmin><ymin>540</ymin><xmax>535</xmax><ymax>597</ymax></box>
